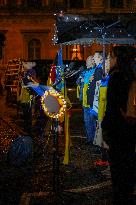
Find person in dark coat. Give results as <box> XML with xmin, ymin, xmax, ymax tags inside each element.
<box><xmin>20</xmin><ymin>61</ymin><xmax>37</xmax><ymax>136</ymax></box>
<box><xmin>76</xmin><ymin>56</ymin><xmax>96</xmax><ymax>144</ymax></box>
<box><xmin>101</xmin><ymin>46</ymin><xmax>136</xmax><ymax>205</ymax></box>
<box><xmin>87</xmin><ymin>51</ymin><xmax>103</xmax><ymax>107</ymax></box>
<box><xmin>86</xmin><ymin>51</ymin><xmax>103</xmax><ymax>144</ymax></box>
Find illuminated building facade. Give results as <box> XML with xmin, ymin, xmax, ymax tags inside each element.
<box><xmin>0</xmin><ymin>0</ymin><xmax>135</xmax><ymax>71</ymax></box>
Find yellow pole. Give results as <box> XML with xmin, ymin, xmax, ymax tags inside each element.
<box><xmin>63</xmin><ymin>110</ymin><xmax>70</xmax><ymax>165</ymax></box>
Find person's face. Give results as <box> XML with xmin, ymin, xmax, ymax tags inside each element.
<box><xmin>93</xmin><ymin>53</ymin><xmax>102</xmax><ymax>66</ymax></box>
<box><xmin>110</xmin><ymin>52</ymin><xmax>117</xmax><ymax>69</ymax></box>
<box><xmin>23</xmin><ymin>62</ymin><xmax>36</xmax><ymax>71</ymax></box>
<box><xmin>86</xmin><ymin>56</ymin><xmax>95</xmax><ymax>68</ymax></box>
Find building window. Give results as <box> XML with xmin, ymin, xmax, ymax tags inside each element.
<box><xmin>50</xmin><ymin>0</ymin><xmax>67</xmax><ymax>10</ymax></box>
<box><xmin>68</xmin><ymin>0</ymin><xmax>84</xmax><ymax>8</ymax></box>
<box><xmin>27</xmin><ymin>0</ymin><xmax>42</xmax><ymax>6</ymax></box>
<box><xmin>126</xmin><ymin>0</ymin><xmax>133</xmax><ymax>8</ymax></box>
<box><xmin>7</xmin><ymin>0</ymin><xmax>16</xmax><ymax>8</ymax></box>
<box><xmin>110</xmin><ymin>0</ymin><xmax>123</xmax><ymax>8</ymax></box>
<box><xmin>22</xmin><ymin>0</ymin><xmax>42</xmax><ymax>8</ymax></box>
<box><xmin>70</xmin><ymin>45</ymin><xmax>84</xmax><ymax>60</ymax></box>
<box><xmin>28</xmin><ymin>39</ymin><xmax>41</xmax><ymax>60</ymax></box>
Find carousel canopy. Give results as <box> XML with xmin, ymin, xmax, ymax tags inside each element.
<box><xmin>55</xmin><ymin>13</ymin><xmax>136</xmax><ymax>45</ymax></box>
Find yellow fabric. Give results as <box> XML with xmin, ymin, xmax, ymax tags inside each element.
<box><xmin>47</xmin><ymin>76</ymin><xmax>51</xmax><ymax>86</ymax></box>
<box><xmin>63</xmin><ymin>110</ymin><xmax>70</xmax><ymax>165</ymax></box>
<box><xmin>98</xmin><ymin>86</ymin><xmax>107</xmax><ymax>120</ymax></box>
<box><xmin>63</xmin><ymin>84</ymin><xmax>72</xmax><ymax>110</ymax></box>
<box><xmin>66</xmin><ymin>97</ymin><xmax>72</xmax><ymax>110</ymax></box>
<box><xmin>63</xmin><ymin>84</ymin><xmax>72</xmax><ymax>165</ymax></box>
<box><xmin>61</xmin><ymin>86</ymin><xmax>64</xmax><ymax>95</ymax></box>
<box><xmin>82</xmin><ymin>84</ymin><xmax>90</xmax><ymax>107</ymax></box>
<box><xmin>18</xmin><ymin>87</ymin><xmax>31</xmax><ymax>103</ymax></box>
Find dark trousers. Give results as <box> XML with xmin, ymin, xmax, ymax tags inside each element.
<box><xmin>83</xmin><ymin>106</ymin><xmax>97</xmax><ymax>143</ymax></box>
<box><xmin>108</xmin><ymin>127</ymin><xmax>135</xmax><ymax>205</ymax></box>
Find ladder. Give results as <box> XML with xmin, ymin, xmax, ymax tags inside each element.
<box><xmin>4</xmin><ymin>59</ymin><xmax>23</xmax><ymax>104</ymax></box>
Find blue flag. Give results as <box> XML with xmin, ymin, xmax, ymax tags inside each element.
<box><xmin>57</xmin><ymin>47</ymin><xmax>63</xmax><ymax>67</ymax></box>
<box><xmin>55</xmin><ymin>48</ymin><xmax>64</xmax><ymax>94</ymax></box>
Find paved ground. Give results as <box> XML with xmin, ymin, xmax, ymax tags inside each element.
<box><xmin>0</xmin><ymin>92</ymin><xmax>113</xmax><ymax>205</ymax></box>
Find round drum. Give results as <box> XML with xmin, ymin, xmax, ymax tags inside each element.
<box><xmin>41</xmin><ymin>89</ymin><xmax>67</xmax><ymax>119</ymax></box>
<box><xmin>25</xmin><ymin>83</ymin><xmax>67</xmax><ymax>119</ymax></box>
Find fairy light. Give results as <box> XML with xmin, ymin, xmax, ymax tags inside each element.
<box><xmin>41</xmin><ymin>89</ymin><xmax>66</xmax><ymax>119</ymax></box>
<box><xmin>52</xmin><ymin>23</ymin><xmax>58</xmax><ymax>44</ymax></box>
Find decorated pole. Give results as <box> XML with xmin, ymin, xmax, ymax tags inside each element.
<box><xmin>57</xmin><ymin>47</ymin><xmax>71</xmax><ymax>165</ymax></box>
<box><xmin>49</xmin><ymin>46</ymin><xmax>71</xmax><ymax>165</ymax></box>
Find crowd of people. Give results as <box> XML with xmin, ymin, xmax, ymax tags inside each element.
<box><xmin>76</xmin><ymin>51</ymin><xmax>105</xmax><ymax>145</ymax></box>
<box><xmin>0</xmin><ymin>45</ymin><xmax>135</xmax><ymax>205</ymax></box>
<box><xmin>76</xmin><ymin>46</ymin><xmax>136</xmax><ymax>205</ymax></box>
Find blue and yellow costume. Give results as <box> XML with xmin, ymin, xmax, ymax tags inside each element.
<box><xmin>98</xmin><ymin>74</ymin><xmax>110</xmax><ymax>121</ymax></box>
<box><xmin>93</xmin><ymin>74</ymin><xmax>110</xmax><ymax>148</ymax></box>
<box><xmin>77</xmin><ymin>66</ymin><xmax>98</xmax><ymax>143</ymax></box>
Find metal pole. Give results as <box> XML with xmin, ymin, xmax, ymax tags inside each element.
<box><xmin>102</xmin><ymin>34</ymin><xmax>106</xmax><ymax>75</ymax></box>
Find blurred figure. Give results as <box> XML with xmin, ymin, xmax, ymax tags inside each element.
<box><xmin>86</xmin><ymin>51</ymin><xmax>103</xmax><ymax>144</ymax></box>
<box><xmin>18</xmin><ymin>61</ymin><xmax>37</xmax><ymax>136</ymax></box>
<box><xmin>94</xmin><ymin>55</ymin><xmax>110</xmax><ymax>149</ymax></box>
<box><xmin>22</xmin><ymin>61</ymin><xmax>37</xmax><ymax>84</ymax></box>
<box><xmin>102</xmin><ymin>46</ymin><xmax>136</xmax><ymax>205</ymax></box>
<box><xmin>87</xmin><ymin>51</ymin><xmax>103</xmax><ymax>112</ymax></box>
<box><xmin>76</xmin><ymin>55</ymin><xmax>96</xmax><ymax>144</ymax></box>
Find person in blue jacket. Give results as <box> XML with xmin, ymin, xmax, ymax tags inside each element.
<box><xmin>86</xmin><ymin>51</ymin><xmax>103</xmax><ymax>144</ymax></box>
<box><xmin>76</xmin><ymin>55</ymin><xmax>96</xmax><ymax>144</ymax></box>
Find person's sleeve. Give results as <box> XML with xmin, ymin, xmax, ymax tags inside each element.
<box><xmin>76</xmin><ymin>77</ymin><xmax>81</xmax><ymax>85</ymax></box>
<box><xmin>94</xmin><ymin>68</ymin><xmax>103</xmax><ymax>81</ymax></box>
<box><xmin>101</xmin><ymin>74</ymin><xmax>120</xmax><ymax>131</ymax></box>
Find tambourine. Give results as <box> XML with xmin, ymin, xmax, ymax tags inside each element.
<box><xmin>41</xmin><ymin>88</ymin><xmax>67</xmax><ymax>119</ymax></box>
<box><xmin>27</xmin><ymin>83</ymin><xmax>67</xmax><ymax>119</ymax></box>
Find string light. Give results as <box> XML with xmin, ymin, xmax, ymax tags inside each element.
<box><xmin>41</xmin><ymin>89</ymin><xmax>66</xmax><ymax>119</ymax></box>
<box><xmin>54</xmin><ymin>13</ymin><xmax>136</xmax><ymax>46</ymax></box>
<box><xmin>52</xmin><ymin>23</ymin><xmax>58</xmax><ymax>44</ymax></box>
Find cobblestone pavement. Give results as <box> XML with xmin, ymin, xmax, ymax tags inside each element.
<box><xmin>0</xmin><ymin>93</ymin><xmax>113</xmax><ymax>205</ymax></box>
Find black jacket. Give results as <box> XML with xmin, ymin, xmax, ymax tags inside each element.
<box><xmin>101</xmin><ymin>70</ymin><xmax>131</xmax><ymax>137</ymax></box>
